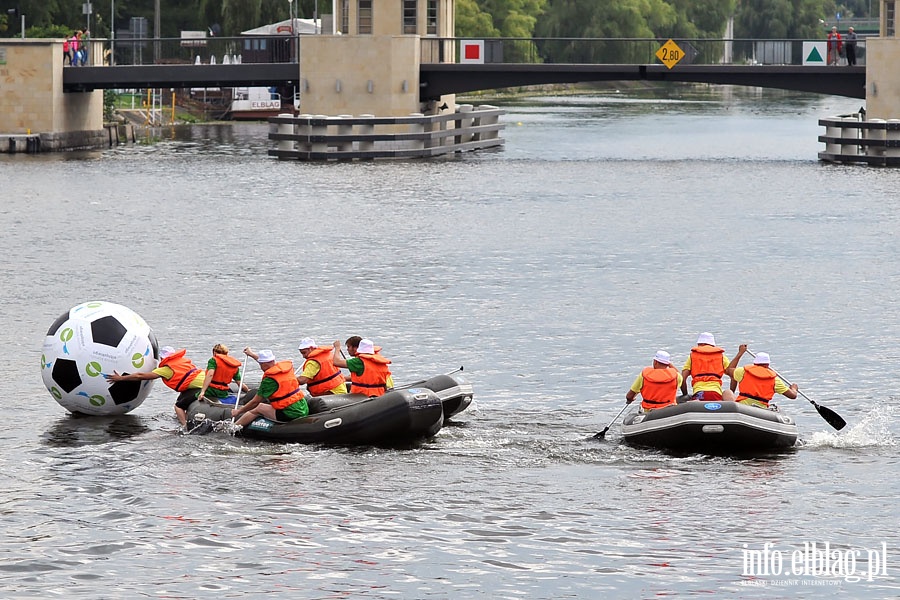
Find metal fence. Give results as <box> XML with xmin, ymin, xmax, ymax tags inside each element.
<box><xmin>419</xmin><ymin>37</ymin><xmax>869</xmax><ymax>66</ymax></box>
<box><xmin>98</xmin><ymin>36</ymin><xmax>869</xmax><ymax>67</ymax></box>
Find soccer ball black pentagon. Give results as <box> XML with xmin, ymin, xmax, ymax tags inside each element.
<box><xmin>41</xmin><ymin>301</ymin><xmax>159</xmax><ymax>415</ymax></box>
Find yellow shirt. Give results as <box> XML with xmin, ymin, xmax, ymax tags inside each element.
<box><xmin>682</xmin><ymin>353</ymin><xmax>731</xmax><ymax>393</ymax></box>
<box><xmin>152</xmin><ymin>365</ymin><xmax>205</xmax><ymax>388</ymax></box>
<box><xmin>299</xmin><ymin>360</ymin><xmax>349</xmax><ymax>394</ymax></box>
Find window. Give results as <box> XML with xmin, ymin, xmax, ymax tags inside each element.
<box><xmin>358</xmin><ymin>0</ymin><xmax>373</xmax><ymax>34</ymax></box>
<box><xmin>341</xmin><ymin>0</ymin><xmax>349</xmax><ymax>34</ymax></box>
<box><xmin>888</xmin><ymin>1</ymin><xmax>896</xmax><ymax>36</ymax></box>
<box><xmin>403</xmin><ymin>0</ymin><xmax>418</xmax><ymax>34</ymax></box>
<box><xmin>427</xmin><ymin>0</ymin><xmax>438</xmax><ymax>35</ymax></box>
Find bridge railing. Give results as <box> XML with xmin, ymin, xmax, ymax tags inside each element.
<box><xmin>420</xmin><ymin>37</ymin><xmax>868</xmax><ymax>66</ymax></box>
<box><xmin>98</xmin><ymin>35</ymin><xmax>868</xmax><ymax>67</ymax></box>
<box><xmin>104</xmin><ymin>35</ymin><xmax>294</xmax><ymax>66</ymax></box>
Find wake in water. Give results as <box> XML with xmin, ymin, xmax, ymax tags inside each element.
<box><xmin>801</xmin><ymin>404</ymin><xmax>897</xmax><ymax>449</ymax></box>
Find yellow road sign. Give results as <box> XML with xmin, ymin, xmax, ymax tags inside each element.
<box><xmin>656</xmin><ymin>39</ymin><xmax>684</xmax><ymax>69</ymax></box>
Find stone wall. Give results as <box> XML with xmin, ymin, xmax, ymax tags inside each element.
<box><xmin>300</xmin><ymin>35</ymin><xmax>424</xmax><ymax>117</ymax></box>
<box><xmin>0</xmin><ymin>40</ymin><xmax>104</xmax><ymax>150</ymax></box>
<box><xmin>866</xmin><ymin>38</ymin><xmax>900</xmax><ymax>119</ymax></box>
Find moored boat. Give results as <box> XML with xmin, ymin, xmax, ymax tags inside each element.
<box><xmin>621</xmin><ymin>400</ymin><xmax>799</xmax><ymax>453</ymax></box>
<box><xmin>185</xmin><ymin>386</ymin><xmax>444</xmax><ymax>445</ymax></box>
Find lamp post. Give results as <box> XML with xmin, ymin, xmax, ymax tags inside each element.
<box><xmin>288</xmin><ymin>0</ymin><xmax>296</xmax><ymax>61</ymax></box>
<box><xmin>110</xmin><ymin>0</ymin><xmax>115</xmax><ymax>65</ymax></box>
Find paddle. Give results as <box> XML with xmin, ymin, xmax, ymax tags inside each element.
<box><xmin>593</xmin><ymin>402</ymin><xmax>632</xmax><ymax>439</ymax></box>
<box><xmin>232</xmin><ymin>351</ymin><xmax>251</xmax><ymax>424</ymax></box>
<box><xmin>746</xmin><ymin>350</ymin><xmax>846</xmax><ymax>431</ymax></box>
<box><xmin>395</xmin><ymin>366</ymin><xmax>465</xmax><ymax>389</ymax></box>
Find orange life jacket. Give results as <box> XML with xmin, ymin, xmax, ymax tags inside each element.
<box><xmin>158</xmin><ymin>348</ymin><xmax>202</xmax><ymax>392</ymax></box>
<box><xmin>303</xmin><ymin>346</ymin><xmax>346</xmax><ymax>396</ymax></box>
<box><xmin>209</xmin><ymin>353</ymin><xmax>241</xmax><ymax>392</ymax></box>
<box><xmin>352</xmin><ymin>353</ymin><xmax>392</xmax><ymax>396</ymax></box>
<box><xmin>737</xmin><ymin>365</ymin><xmax>777</xmax><ymax>406</ymax></box>
<box><xmin>264</xmin><ymin>360</ymin><xmax>304</xmax><ymax>409</ymax></box>
<box><xmin>689</xmin><ymin>345</ymin><xmax>726</xmax><ymax>385</ymax></box>
<box><xmin>640</xmin><ymin>366</ymin><xmax>679</xmax><ymax>410</ymax></box>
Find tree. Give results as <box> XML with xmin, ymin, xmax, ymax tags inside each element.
<box><xmin>456</xmin><ymin>0</ymin><xmax>501</xmax><ymax>36</ymax></box>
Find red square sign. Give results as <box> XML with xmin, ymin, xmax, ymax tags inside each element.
<box><xmin>464</xmin><ymin>44</ymin><xmax>481</xmax><ymax>60</ymax></box>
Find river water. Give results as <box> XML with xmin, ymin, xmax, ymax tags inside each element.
<box><xmin>2</xmin><ymin>86</ymin><xmax>899</xmax><ymax>598</ymax></box>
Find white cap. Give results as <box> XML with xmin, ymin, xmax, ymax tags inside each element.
<box><xmin>753</xmin><ymin>352</ymin><xmax>771</xmax><ymax>365</ymax></box>
<box><xmin>160</xmin><ymin>346</ymin><xmax>175</xmax><ymax>358</ymax></box>
<box><xmin>697</xmin><ymin>332</ymin><xmax>716</xmax><ymax>345</ymax></box>
<box><xmin>653</xmin><ymin>350</ymin><xmax>672</xmax><ymax>366</ymax></box>
<box><xmin>357</xmin><ymin>339</ymin><xmax>375</xmax><ymax>354</ymax></box>
<box><xmin>297</xmin><ymin>337</ymin><xmax>316</xmax><ymax>351</ymax></box>
<box><xmin>257</xmin><ymin>349</ymin><xmax>276</xmax><ymax>363</ymax></box>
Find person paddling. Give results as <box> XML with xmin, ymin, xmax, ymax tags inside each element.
<box><xmin>332</xmin><ymin>336</ymin><xmax>394</xmax><ymax>396</ymax></box>
<box><xmin>197</xmin><ymin>344</ymin><xmax>250</xmax><ymax>404</ymax></box>
<box><xmin>231</xmin><ymin>348</ymin><xmax>309</xmax><ymax>429</ymax></box>
<box><xmin>625</xmin><ymin>350</ymin><xmax>683</xmax><ymax>412</ymax></box>
<box><xmin>296</xmin><ymin>337</ymin><xmax>348</xmax><ymax>395</ymax></box>
<box><xmin>681</xmin><ymin>332</ymin><xmax>731</xmax><ymax>401</ymax></box>
<box><xmin>725</xmin><ymin>345</ymin><xmax>798</xmax><ymax>409</ymax></box>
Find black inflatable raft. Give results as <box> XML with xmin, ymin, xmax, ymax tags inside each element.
<box><xmin>621</xmin><ymin>400</ymin><xmax>799</xmax><ymax>453</ymax></box>
<box><xmin>184</xmin><ymin>384</ymin><xmax>445</xmax><ymax>445</ymax></box>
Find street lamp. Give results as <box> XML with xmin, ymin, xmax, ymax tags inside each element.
<box><xmin>288</xmin><ymin>0</ymin><xmax>296</xmax><ymax>61</ymax></box>
<box><xmin>110</xmin><ymin>0</ymin><xmax>115</xmax><ymax>65</ymax></box>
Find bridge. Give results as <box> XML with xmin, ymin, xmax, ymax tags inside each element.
<box><xmin>61</xmin><ymin>36</ymin><xmax>867</xmax><ymax>99</ymax></box>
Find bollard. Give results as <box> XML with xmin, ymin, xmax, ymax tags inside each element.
<box><xmin>8</xmin><ymin>137</ymin><xmax>15</xmax><ymax>154</ymax></box>
<box><xmin>358</xmin><ymin>114</ymin><xmax>375</xmax><ymax>154</ymax></box>
<box><xmin>825</xmin><ymin>118</ymin><xmax>840</xmax><ymax>156</ymax></box>
<box><xmin>337</xmin><ymin>115</ymin><xmax>353</xmax><ymax>153</ymax></box>
<box><xmin>477</xmin><ymin>105</ymin><xmax>499</xmax><ymax>141</ymax></box>
<box><xmin>840</xmin><ymin>117</ymin><xmax>859</xmax><ymax>157</ymax></box>
<box><xmin>276</xmin><ymin>113</ymin><xmax>294</xmax><ymax>156</ymax></box>
<box><xmin>457</xmin><ymin>104</ymin><xmax>474</xmax><ymax>144</ymax></box>
<box><xmin>865</xmin><ymin>119</ymin><xmax>885</xmax><ymax>160</ymax></box>
<box><xmin>408</xmin><ymin>113</ymin><xmax>424</xmax><ymax>153</ymax></box>
<box><xmin>311</xmin><ymin>115</ymin><xmax>328</xmax><ymax>155</ymax></box>
<box><xmin>296</xmin><ymin>114</ymin><xmax>312</xmax><ymax>153</ymax></box>
<box><xmin>885</xmin><ymin>120</ymin><xmax>900</xmax><ymax>158</ymax></box>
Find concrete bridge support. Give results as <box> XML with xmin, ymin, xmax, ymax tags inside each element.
<box><xmin>0</xmin><ymin>40</ymin><xmax>104</xmax><ymax>151</ymax></box>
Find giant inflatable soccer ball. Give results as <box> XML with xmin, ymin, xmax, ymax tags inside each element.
<box><xmin>41</xmin><ymin>301</ymin><xmax>159</xmax><ymax>415</ymax></box>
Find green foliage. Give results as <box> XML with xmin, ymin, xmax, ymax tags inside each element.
<box><xmin>103</xmin><ymin>89</ymin><xmax>119</xmax><ymax>121</ymax></box>
<box><xmin>457</xmin><ymin>0</ymin><xmax>501</xmax><ymax>36</ymax></box>
<box><xmin>24</xmin><ymin>24</ymin><xmax>74</xmax><ymax>38</ymax></box>
<box><xmin>734</xmin><ymin>0</ymin><xmax>837</xmax><ymax>38</ymax></box>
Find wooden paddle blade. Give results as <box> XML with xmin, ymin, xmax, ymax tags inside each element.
<box><xmin>816</xmin><ymin>404</ymin><xmax>847</xmax><ymax>430</ymax></box>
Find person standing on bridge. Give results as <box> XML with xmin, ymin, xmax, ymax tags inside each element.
<box><xmin>827</xmin><ymin>26</ymin><xmax>843</xmax><ymax>66</ymax></box>
<box><xmin>845</xmin><ymin>27</ymin><xmax>858</xmax><ymax>66</ymax></box>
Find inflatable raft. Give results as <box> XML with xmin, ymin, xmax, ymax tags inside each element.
<box><xmin>393</xmin><ymin>370</ymin><xmax>474</xmax><ymax>419</ymax></box>
<box><xmin>621</xmin><ymin>401</ymin><xmax>799</xmax><ymax>453</ymax></box>
<box><xmin>183</xmin><ymin>373</ymin><xmax>469</xmax><ymax>445</ymax></box>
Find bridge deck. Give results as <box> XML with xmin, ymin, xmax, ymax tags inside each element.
<box><xmin>63</xmin><ymin>63</ymin><xmax>866</xmax><ymax>100</ymax></box>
